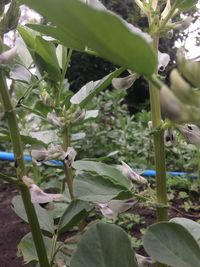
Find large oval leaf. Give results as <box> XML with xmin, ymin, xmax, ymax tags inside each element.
<box><xmin>20</xmin><ymin>0</ymin><xmax>157</xmax><ymax>75</ymax></box>
<box><xmin>70</xmin><ymin>222</ymin><xmax>138</xmax><ymax>267</ymax></box>
<box><xmin>143</xmin><ymin>222</ymin><xmax>200</xmax><ymax>267</ymax></box>
<box><xmin>73</xmin><ymin>173</ymin><xmax>130</xmax><ymax>203</ymax></box>
<box><xmin>72</xmin><ymin>160</ymin><xmax>132</xmax><ymax>189</ymax></box>
<box><xmin>58</xmin><ymin>199</ymin><xmax>91</xmax><ymax>235</ymax></box>
<box><xmin>170</xmin><ymin>217</ymin><xmax>200</xmax><ymax>246</ymax></box>
<box><xmin>12</xmin><ymin>195</ymin><xmax>54</xmax><ymax>234</ymax></box>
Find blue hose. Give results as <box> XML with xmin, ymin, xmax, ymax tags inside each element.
<box><xmin>0</xmin><ymin>151</ymin><xmax>191</xmax><ymax>177</ymax></box>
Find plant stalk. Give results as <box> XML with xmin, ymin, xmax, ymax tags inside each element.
<box><xmin>149</xmin><ymin>36</ymin><xmax>168</xmax><ymax>267</ymax></box>
<box><xmin>149</xmin><ymin>36</ymin><xmax>168</xmax><ymax>223</ymax></box>
<box><xmin>62</xmin><ymin>126</ymin><xmax>74</xmax><ymax>199</ymax></box>
<box><xmin>0</xmin><ymin>71</ymin><xmax>50</xmax><ymax>267</ymax></box>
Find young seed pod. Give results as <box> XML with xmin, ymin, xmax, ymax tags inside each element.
<box><xmin>170</xmin><ymin>69</ymin><xmax>193</xmax><ymax>104</ymax></box>
<box><xmin>177</xmin><ymin>49</ymin><xmax>200</xmax><ymax>88</ymax></box>
<box><xmin>160</xmin><ymin>85</ymin><xmax>183</xmax><ymax>122</ymax></box>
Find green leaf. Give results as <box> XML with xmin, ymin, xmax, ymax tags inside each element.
<box><xmin>58</xmin><ymin>199</ymin><xmax>91</xmax><ymax>235</ymax></box>
<box><xmin>20</xmin><ymin>0</ymin><xmax>157</xmax><ymax>75</ymax></box>
<box><xmin>12</xmin><ymin>195</ymin><xmax>54</xmax><ymax>234</ymax></box>
<box><xmin>170</xmin><ymin>217</ymin><xmax>200</xmax><ymax>246</ymax></box>
<box><xmin>18</xmin><ymin>232</ymin><xmax>62</xmax><ymax>264</ymax></box>
<box><xmin>34</xmin><ymin>35</ymin><xmax>61</xmax><ymax>81</ymax></box>
<box><xmin>176</xmin><ymin>0</ymin><xmax>197</xmax><ymax>11</ymax></box>
<box><xmin>73</xmin><ymin>173</ymin><xmax>129</xmax><ymax>202</ymax></box>
<box><xmin>71</xmin><ymin>222</ymin><xmax>138</xmax><ymax>267</ymax></box>
<box><xmin>20</xmin><ymin>134</ymin><xmax>48</xmax><ymax>148</ymax></box>
<box><xmin>70</xmin><ymin>67</ymin><xmax>124</xmax><ymax>108</ymax></box>
<box><xmin>18</xmin><ymin>26</ymin><xmax>61</xmax><ymax>81</ymax></box>
<box><xmin>72</xmin><ymin>160</ymin><xmax>132</xmax><ymax>189</ymax></box>
<box><xmin>17</xmin><ymin>26</ymin><xmax>35</xmax><ymax>57</ymax></box>
<box><xmin>29</xmin><ymin>130</ymin><xmax>58</xmax><ymax>144</ymax></box>
<box><xmin>143</xmin><ymin>222</ymin><xmax>200</xmax><ymax>267</ymax></box>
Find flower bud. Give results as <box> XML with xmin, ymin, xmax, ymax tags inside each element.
<box><xmin>73</xmin><ymin>108</ymin><xmax>86</xmax><ymax>123</ymax></box>
<box><xmin>41</xmin><ymin>89</ymin><xmax>52</xmax><ymax>106</ymax></box>
<box><xmin>112</xmin><ymin>73</ymin><xmax>139</xmax><ymax>90</ymax></box>
<box><xmin>3</xmin><ymin>0</ymin><xmax>20</xmax><ymax>33</ymax></box>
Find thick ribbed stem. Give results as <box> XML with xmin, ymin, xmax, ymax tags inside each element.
<box><xmin>0</xmin><ymin>71</ymin><xmax>50</xmax><ymax>267</ymax></box>
<box><xmin>62</xmin><ymin>127</ymin><xmax>74</xmax><ymax>199</ymax></box>
<box><xmin>149</xmin><ymin>36</ymin><xmax>168</xmax><ymax>267</ymax></box>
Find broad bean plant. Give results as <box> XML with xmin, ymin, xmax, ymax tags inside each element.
<box><xmin>0</xmin><ymin>0</ymin><xmax>200</xmax><ymax>267</ymax></box>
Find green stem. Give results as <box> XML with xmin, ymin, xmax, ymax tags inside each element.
<box><xmin>149</xmin><ymin>37</ymin><xmax>168</xmax><ymax>223</ymax></box>
<box><xmin>50</xmin><ymin>233</ymin><xmax>58</xmax><ymax>265</ymax></box>
<box><xmin>0</xmin><ymin>172</ymin><xmax>20</xmax><ymax>186</ymax></box>
<box><xmin>0</xmin><ymin>71</ymin><xmax>50</xmax><ymax>267</ymax></box>
<box><xmin>62</xmin><ymin>127</ymin><xmax>74</xmax><ymax>199</ymax></box>
<box><xmin>55</xmin><ymin>48</ymin><xmax>72</xmax><ymax>107</ymax></box>
<box><xmin>149</xmin><ymin>36</ymin><xmax>168</xmax><ymax>267</ymax></box>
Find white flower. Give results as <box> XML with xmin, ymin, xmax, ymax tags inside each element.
<box><xmin>158</xmin><ymin>51</ymin><xmax>170</xmax><ymax>71</ymax></box>
<box><xmin>31</xmin><ymin>147</ymin><xmax>49</xmax><ymax>164</ymax></box>
<box><xmin>0</xmin><ymin>46</ymin><xmax>18</xmax><ymax>64</ymax></box>
<box><xmin>178</xmin><ymin>124</ymin><xmax>200</xmax><ymax>145</ymax></box>
<box><xmin>135</xmin><ymin>253</ymin><xmax>155</xmax><ymax>267</ymax></box>
<box><xmin>22</xmin><ymin>176</ymin><xmax>64</xmax><ymax>204</ymax></box>
<box><xmin>47</xmin><ymin>111</ymin><xmax>63</xmax><ymax>127</ymax></box>
<box><xmin>164</xmin><ymin>129</ymin><xmax>176</xmax><ymax>146</ymax></box>
<box><xmin>30</xmin><ymin>184</ymin><xmax>64</xmax><ymax>204</ymax></box>
<box><xmin>63</xmin><ymin>147</ymin><xmax>77</xmax><ymax>167</ymax></box>
<box><xmin>121</xmin><ymin>161</ymin><xmax>147</xmax><ymax>184</ymax></box>
<box><xmin>97</xmin><ymin>199</ymin><xmax>136</xmax><ymax>219</ymax></box>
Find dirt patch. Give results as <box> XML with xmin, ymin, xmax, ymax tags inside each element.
<box><xmin>0</xmin><ymin>181</ymin><xmax>199</xmax><ymax>267</ymax></box>
<box><xmin>0</xmin><ymin>182</ymin><xmax>29</xmax><ymax>267</ymax></box>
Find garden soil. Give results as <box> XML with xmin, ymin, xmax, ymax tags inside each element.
<box><xmin>0</xmin><ymin>182</ymin><xmax>199</xmax><ymax>267</ymax></box>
